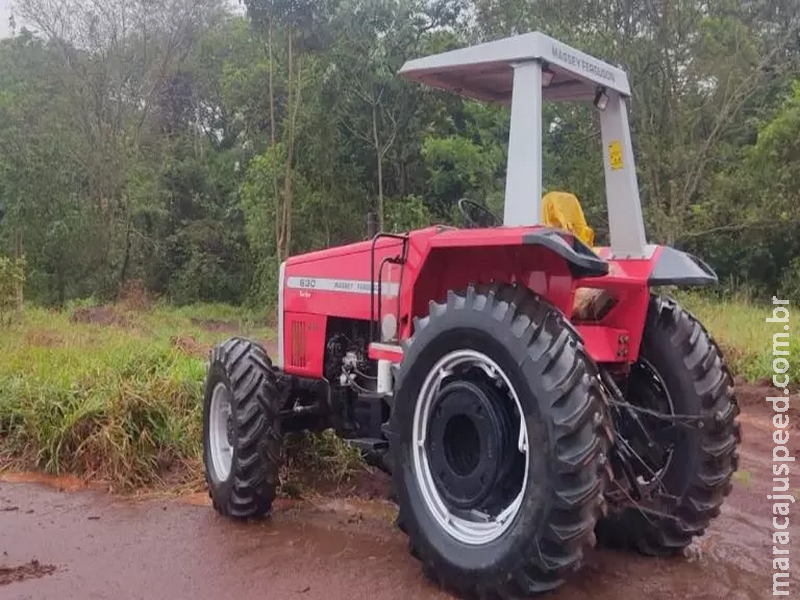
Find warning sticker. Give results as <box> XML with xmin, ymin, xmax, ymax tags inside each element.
<box><xmin>608</xmin><ymin>139</ymin><xmax>623</xmax><ymax>170</ymax></box>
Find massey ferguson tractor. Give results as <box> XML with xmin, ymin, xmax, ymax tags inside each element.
<box><xmin>202</xmin><ymin>32</ymin><xmax>741</xmax><ymax>597</ymax></box>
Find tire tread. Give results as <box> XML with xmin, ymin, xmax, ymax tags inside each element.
<box><xmin>595</xmin><ymin>295</ymin><xmax>740</xmax><ymax>556</ymax></box>
<box><xmin>394</xmin><ymin>283</ymin><xmax>612</xmax><ymax>597</ymax></box>
<box><xmin>204</xmin><ymin>337</ymin><xmax>283</xmax><ymax>520</ymax></box>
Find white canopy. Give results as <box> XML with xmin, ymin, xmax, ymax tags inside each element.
<box><xmin>399</xmin><ymin>31</ymin><xmax>630</xmax><ymax>104</ymax></box>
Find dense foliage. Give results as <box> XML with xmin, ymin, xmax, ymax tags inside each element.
<box><xmin>0</xmin><ymin>0</ymin><xmax>798</xmax><ymax>307</ymax></box>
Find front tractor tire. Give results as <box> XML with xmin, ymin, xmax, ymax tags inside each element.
<box><xmin>203</xmin><ymin>337</ymin><xmax>283</xmax><ymax>519</ymax></box>
<box><xmin>389</xmin><ymin>284</ymin><xmax>612</xmax><ymax>597</ymax></box>
<box><xmin>595</xmin><ymin>295</ymin><xmax>742</xmax><ymax>555</ymax></box>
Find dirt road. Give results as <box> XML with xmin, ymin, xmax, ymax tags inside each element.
<box><xmin>1</xmin><ymin>389</ymin><xmax>797</xmax><ymax>600</ymax></box>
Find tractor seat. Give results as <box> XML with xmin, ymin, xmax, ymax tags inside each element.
<box><xmin>541</xmin><ymin>191</ymin><xmax>595</xmax><ymax>248</ymax></box>
<box><xmin>541</xmin><ymin>192</ymin><xmax>613</xmax><ymax>320</ymax></box>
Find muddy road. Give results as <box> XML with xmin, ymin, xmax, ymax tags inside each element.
<box><xmin>1</xmin><ymin>387</ymin><xmax>798</xmax><ymax>600</ymax></box>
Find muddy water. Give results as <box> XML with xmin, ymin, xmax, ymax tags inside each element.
<box><xmin>1</xmin><ymin>402</ymin><xmax>798</xmax><ymax>600</ymax></box>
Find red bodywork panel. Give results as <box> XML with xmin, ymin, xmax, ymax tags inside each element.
<box><xmin>280</xmin><ymin>225</ymin><xmax>664</xmax><ymax>378</ymax></box>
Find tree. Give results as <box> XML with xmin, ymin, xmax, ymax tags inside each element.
<box><xmin>0</xmin><ymin>0</ymin><xmax>797</xmax><ymax>306</ymax></box>
<box><xmin>10</xmin><ymin>0</ymin><xmax>227</xmax><ymax>297</ymax></box>
<box><xmin>331</xmin><ymin>0</ymin><xmax>464</xmax><ymax>229</ymax></box>
<box><xmin>241</xmin><ymin>0</ymin><xmax>336</xmax><ymax>262</ymax></box>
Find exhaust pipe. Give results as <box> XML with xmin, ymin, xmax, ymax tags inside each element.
<box><xmin>366</xmin><ymin>211</ymin><xmax>379</xmax><ymax>239</ymax></box>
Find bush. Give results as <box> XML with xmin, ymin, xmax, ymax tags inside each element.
<box><xmin>778</xmin><ymin>257</ymin><xmax>800</xmax><ymax>305</ymax></box>
<box><xmin>0</xmin><ymin>328</ymin><xmax>206</xmax><ymax>489</ymax></box>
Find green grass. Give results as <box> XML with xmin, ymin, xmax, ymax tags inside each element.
<box><xmin>675</xmin><ymin>290</ymin><xmax>799</xmax><ymax>385</ymax></box>
<box><xmin>732</xmin><ymin>469</ymin><xmax>754</xmax><ymax>490</ymax></box>
<box><xmin>0</xmin><ymin>290</ymin><xmax>794</xmax><ymax>493</ymax></box>
<box><xmin>0</xmin><ymin>302</ymin><xmax>274</xmax><ymax>491</ymax></box>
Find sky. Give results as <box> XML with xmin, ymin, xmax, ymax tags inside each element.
<box><xmin>0</xmin><ymin>0</ymin><xmax>245</xmax><ymax>40</ymax></box>
<box><xmin>0</xmin><ymin>0</ymin><xmax>10</xmax><ymax>39</ymax></box>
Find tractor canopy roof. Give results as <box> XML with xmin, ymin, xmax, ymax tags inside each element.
<box><xmin>399</xmin><ymin>31</ymin><xmax>630</xmax><ymax>105</ymax></box>
<box><xmin>398</xmin><ymin>32</ymin><xmax>649</xmax><ymax>260</ymax></box>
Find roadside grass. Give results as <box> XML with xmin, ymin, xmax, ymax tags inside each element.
<box><xmin>675</xmin><ymin>290</ymin><xmax>799</xmax><ymax>385</ymax></box>
<box><xmin>280</xmin><ymin>430</ymin><xmax>369</xmax><ymax>498</ymax></box>
<box><xmin>0</xmin><ymin>301</ymin><xmax>274</xmax><ymax>492</ymax></box>
<box><xmin>0</xmin><ymin>291</ymin><xmax>794</xmax><ymax>493</ymax></box>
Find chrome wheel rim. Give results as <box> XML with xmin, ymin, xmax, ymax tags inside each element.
<box><xmin>411</xmin><ymin>349</ymin><xmax>529</xmax><ymax>546</ymax></box>
<box><xmin>209</xmin><ymin>382</ymin><xmax>233</xmax><ymax>481</ymax></box>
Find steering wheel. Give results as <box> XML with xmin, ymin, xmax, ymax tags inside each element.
<box><xmin>457</xmin><ymin>198</ymin><xmax>501</xmax><ymax>228</ymax></box>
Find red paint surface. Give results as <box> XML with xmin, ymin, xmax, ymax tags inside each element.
<box><xmin>281</xmin><ymin>226</ymin><xmax>663</xmax><ymax>377</ymax></box>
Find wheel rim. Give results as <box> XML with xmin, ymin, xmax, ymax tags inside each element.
<box><xmin>209</xmin><ymin>382</ymin><xmax>234</xmax><ymax>481</ymax></box>
<box><xmin>411</xmin><ymin>349</ymin><xmax>529</xmax><ymax>546</ymax></box>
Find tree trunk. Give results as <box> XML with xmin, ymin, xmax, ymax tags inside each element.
<box><xmin>276</xmin><ymin>35</ymin><xmax>292</xmax><ymax>263</ymax></box>
<box><xmin>268</xmin><ymin>26</ymin><xmax>276</xmax><ymax>148</ymax></box>
<box><xmin>285</xmin><ymin>53</ymin><xmax>304</xmax><ymax>260</ymax></box>
<box><xmin>280</xmin><ymin>34</ymin><xmax>303</xmax><ymax>263</ymax></box>
<box><xmin>268</xmin><ymin>25</ymin><xmax>281</xmax><ymax>262</ymax></box>
<box><xmin>372</xmin><ymin>101</ymin><xmax>385</xmax><ymax>230</ymax></box>
<box><xmin>119</xmin><ymin>194</ymin><xmax>132</xmax><ymax>291</ymax></box>
<box><xmin>14</xmin><ymin>229</ymin><xmax>22</xmax><ymax>310</ymax></box>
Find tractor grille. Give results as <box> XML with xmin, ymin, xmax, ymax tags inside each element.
<box><xmin>289</xmin><ymin>319</ymin><xmax>307</xmax><ymax>368</ymax></box>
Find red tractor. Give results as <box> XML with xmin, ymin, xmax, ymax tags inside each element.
<box><xmin>202</xmin><ymin>32</ymin><xmax>741</xmax><ymax>597</ymax></box>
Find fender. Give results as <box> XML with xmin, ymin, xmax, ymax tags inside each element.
<box><xmin>522</xmin><ymin>228</ymin><xmax>609</xmax><ymax>278</ymax></box>
<box><xmin>649</xmin><ymin>246</ymin><xmax>718</xmax><ymax>287</ymax></box>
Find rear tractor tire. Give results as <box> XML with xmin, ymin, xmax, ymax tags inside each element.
<box><xmin>388</xmin><ymin>284</ymin><xmax>613</xmax><ymax>597</ymax></box>
<box><xmin>203</xmin><ymin>337</ymin><xmax>284</xmax><ymax>519</ymax></box>
<box><xmin>595</xmin><ymin>295</ymin><xmax>741</xmax><ymax>555</ymax></box>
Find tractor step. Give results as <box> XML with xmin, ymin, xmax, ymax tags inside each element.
<box><xmin>368</xmin><ymin>342</ymin><xmax>404</xmax><ymax>363</ymax></box>
<box><xmin>346</xmin><ymin>438</ymin><xmax>389</xmax><ymax>452</ymax></box>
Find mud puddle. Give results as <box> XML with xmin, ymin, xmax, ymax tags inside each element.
<box><xmin>0</xmin><ymin>479</ymin><xmax>450</xmax><ymax>600</ymax></box>
<box><xmin>0</xmin><ymin>560</ymin><xmax>57</xmax><ymax>587</ymax></box>
<box><xmin>0</xmin><ymin>471</ymin><xmax>100</xmax><ymax>492</ymax></box>
<box><xmin>1</xmin><ymin>400</ymin><xmax>798</xmax><ymax>599</ymax></box>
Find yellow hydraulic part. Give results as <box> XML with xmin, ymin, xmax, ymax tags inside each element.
<box><xmin>541</xmin><ymin>191</ymin><xmax>595</xmax><ymax>247</ymax></box>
